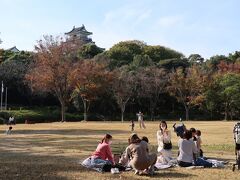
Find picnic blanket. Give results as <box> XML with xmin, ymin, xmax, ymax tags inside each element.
<box><xmin>80</xmin><ymin>157</ymin><xmax>104</xmax><ymax>172</ymax></box>
<box><xmin>80</xmin><ymin>157</ymin><xmax>127</xmax><ymax>173</ymax></box>
<box><xmin>206</xmin><ymin>159</ymin><xmax>226</xmax><ymax>168</ymax></box>
<box><xmin>155</xmin><ymin>163</ymin><xmax>172</xmax><ymax>170</ymax></box>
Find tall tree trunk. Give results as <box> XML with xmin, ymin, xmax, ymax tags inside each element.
<box><xmin>184</xmin><ymin>105</ymin><xmax>189</xmax><ymax>121</ymax></box>
<box><xmin>121</xmin><ymin>103</ymin><xmax>126</xmax><ymax>122</ymax></box>
<box><xmin>61</xmin><ymin>101</ymin><xmax>66</xmax><ymax>122</ymax></box>
<box><xmin>210</xmin><ymin>110</ymin><xmax>213</xmax><ymax>120</ymax></box>
<box><xmin>121</xmin><ymin>109</ymin><xmax>124</xmax><ymax>122</ymax></box>
<box><xmin>150</xmin><ymin>110</ymin><xmax>154</xmax><ymax>121</ymax></box>
<box><xmin>230</xmin><ymin>109</ymin><xmax>233</xmax><ymax>120</ymax></box>
<box><xmin>172</xmin><ymin>103</ymin><xmax>175</xmax><ymax>113</ymax></box>
<box><xmin>83</xmin><ymin>99</ymin><xmax>88</xmax><ymax>121</ymax></box>
<box><xmin>224</xmin><ymin>111</ymin><xmax>228</xmax><ymax>120</ymax></box>
<box><xmin>224</xmin><ymin>103</ymin><xmax>228</xmax><ymax>120</ymax></box>
<box><xmin>150</xmin><ymin>101</ymin><xmax>155</xmax><ymax>121</ymax></box>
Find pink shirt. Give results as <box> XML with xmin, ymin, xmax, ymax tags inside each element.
<box><xmin>92</xmin><ymin>142</ymin><xmax>114</xmax><ymax>163</ymax></box>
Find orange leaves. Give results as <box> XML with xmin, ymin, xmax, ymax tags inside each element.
<box><xmin>217</xmin><ymin>61</ymin><xmax>240</xmax><ymax>74</ymax></box>
<box><xmin>168</xmin><ymin>66</ymin><xmax>207</xmax><ymax>107</ymax></box>
<box><xmin>70</xmin><ymin>60</ymin><xmax>112</xmax><ymax>101</ymax></box>
<box><xmin>25</xmin><ymin>35</ymin><xmax>82</xmax><ymax>102</ymax></box>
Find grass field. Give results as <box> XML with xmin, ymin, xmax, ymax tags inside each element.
<box><xmin>1</xmin><ymin>121</ymin><xmax>240</xmax><ymax>180</ymax></box>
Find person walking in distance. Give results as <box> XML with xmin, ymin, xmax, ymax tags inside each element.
<box><xmin>136</xmin><ymin>111</ymin><xmax>146</xmax><ymax>129</ymax></box>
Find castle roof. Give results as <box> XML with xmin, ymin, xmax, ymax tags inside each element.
<box><xmin>7</xmin><ymin>46</ymin><xmax>20</xmax><ymax>53</ymax></box>
<box><xmin>65</xmin><ymin>24</ymin><xmax>92</xmax><ymax>36</ymax></box>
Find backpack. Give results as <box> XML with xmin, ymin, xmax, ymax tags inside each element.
<box><xmin>234</xmin><ymin>124</ymin><xmax>240</xmax><ymax>144</ymax></box>
<box><xmin>102</xmin><ymin>163</ymin><xmax>112</xmax><ymax>172</ymax></box>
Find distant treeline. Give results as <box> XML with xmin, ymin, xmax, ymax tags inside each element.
<box><xmin>0</xmin><ymin>39</ymin><xmax>240</xmax><ymax>122</ymax></box>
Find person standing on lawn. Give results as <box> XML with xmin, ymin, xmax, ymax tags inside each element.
<box><xmin>136</xmin><ymin>111</ymin><xmax>146</xmax><ymax>129</ymax></box>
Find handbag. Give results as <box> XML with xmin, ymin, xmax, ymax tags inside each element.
<box><xmin>163</xmin><ymin>141</ymin><xmax>172</xmax><ymax>150</ymax></box>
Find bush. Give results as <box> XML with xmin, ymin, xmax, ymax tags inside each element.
<box><xmin>0</xmin><ymin>111</ymin><xmax>11</xmax><ymax>124</ymax></box>
<box><xmin>0</xmin><ymin>107</ymin><xmax>85</xmax><ymax>123</ymax></box>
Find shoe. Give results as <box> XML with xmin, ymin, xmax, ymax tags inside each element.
<box><xmin>111</xmin><ymin>168</ymin><xmax>120</xmax><ymax>174</ymax></box>
<box><xmin>134</xmin><ymin>170</ymin><xmax>139</xmax><ymax>175</ymax></box>
<box><xmin>147</xmin><ymin>169</ymin><xmax>155</xmax><ymax>176</ymax></box>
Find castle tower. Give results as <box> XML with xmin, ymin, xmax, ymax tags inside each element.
<box><xmin>65</xmin><ymin>24</ymin><xmax>93</xmax><ymax>43</ymax></box>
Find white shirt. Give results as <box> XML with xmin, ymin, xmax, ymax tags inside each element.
<box><xmin>136</xmin><ymin>113</ymin><xmax>143</xmax><ymax>121</ymax></box>
<box><xmin>177</xmin><ymin>139</ymin><xmax>197</xmax><ymax>163</ymax></box>
<box><xmin>157</xmin><ymin>130</ymin><xmax>171</xmax><ymax>152</ymax></box>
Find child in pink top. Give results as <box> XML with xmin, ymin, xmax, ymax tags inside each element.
<box><xmin>91</xmin><ymin>134</ymin><xmax>114</xmax><ymax>164</ymax></box>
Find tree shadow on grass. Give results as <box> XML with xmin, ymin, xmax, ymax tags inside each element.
<box><xmin>0</xmin><ymin>149</ymin><xmax>88</xmax><ymax>180</ymax></box>
<box><xmin>0</xmin><ymin>147</ymin><xmax>186</xmax><ymax>180</ymax></box>
<box><xmin>154</xmin><ymin>169</ymin><xmax>196</xmax><ymax>179</ymax></box>
<box><xmin>12</xmin><ymin>129</ymin><xmax>129</xmax><ymax>136</ymax></box>
<box><xmin>125</xmin><ymin>167</ymin><xmax>195</xmax><ymax>179</ymax></box>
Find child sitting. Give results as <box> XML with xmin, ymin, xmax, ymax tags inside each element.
<box><xmin>6</xmin><ymin>126</ymin><xmax>12</xmax><ymax>135</ymax></box>
<box><xmin>196</xmin><ymin>130</ymin><xmax>203</xmax><ymax>157</ymax></box>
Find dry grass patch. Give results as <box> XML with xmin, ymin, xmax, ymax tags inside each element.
<box><xmin>0</xmin><ymin>121</ymin><xmax>240</xmax><ymax>179</ymax></box>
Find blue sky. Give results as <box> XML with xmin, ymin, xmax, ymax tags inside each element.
<box><xmin>0</xmin><ymin>0</ymin><xmax>239</xmax><ymax>58</ymax></box>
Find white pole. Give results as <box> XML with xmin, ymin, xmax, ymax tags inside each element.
<box><xmin>0</xmin><ymin>81</ymin><xmax>3</xmax><ymax>111</ymax></box>
<box><xmin>5</xmin><ymin>87</ymin><xmax>7</xmax><ymax>110</ymax></box>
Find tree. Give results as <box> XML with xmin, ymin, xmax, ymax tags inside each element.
<box><xmin>207</xmin><ymin>55</ymin><xmax>232</xmax><ymax>70</ymax></box>
<box><xmin>0</xmin><ymin>51</ymin><xmax>33</xmax><ymax>104</ymax></box>
<box><xmin>25</xmin><ymin>35</ymin><xmax>81</xmax><ymax>122</ymax></box>
<box><xmin>107</xmin><ymin>40</ymin><xmax>145</xmax><ymax>68</ymax></box>
<box><xmin>217</xmin><ymin>61</ymin><xmax>240</xmax><ymax>73</ymax></box>
<box><xmin>137</xmin><ymin>66</ymin><xmax>168</xmax><ymax>120</ymax></box>
<box><xmin>112</xmin><ymin>68</ymin><xmax>137</xmax><ymax>122</ymax></box>
<box><xmin>78</xmin><ymin>43</ymin><xmax>104</xmax><ymax>59</ymax></box>
<box><xmin>158</xmin><ymin>58</ymin><xmax>189</xmax><ymax>70</ymax></box>
<box><xmin>188</xmin><ymin>54</ymin><xmax>204</xmax><ymax>65</ymax></box>
<box><xmin>218</xmin><ymin>73</ymin><xmax>240</xmax><ymax>120</ymax></box>
<box><xmin>168</xmin><ymin>66</ymin><xmax>206</xmax><ymax>120</ymax></box>
<box><xmin>206</xmin><ymin>73</ymin><xmax>240</xmax><ymax>120</ymax></box>
<box><xmin>70</xmin><ymin>60</ymin><xmax>112</xmax><ymax>121</ymax></box>
<box><xmin>128</xmin><ymin>54</ymin><xmax>154</xmax><ymax>71</ymax></box>
<box><xmin>143</xmin><ymin>45</ymin><xmax>183</xmax><ymax>63</ymax></box>
<box><xmin>229</xmin><ymin>51</ymin><xmax>240</xmax><ymax>62</ymax></box>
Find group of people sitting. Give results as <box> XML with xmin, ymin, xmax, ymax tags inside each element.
<box><xmin>82</xmin><ymin>120</ymin><xmax>212</xmax><ymax>175</ymax></box>
<box><xmin>82</xmin><ymin>133</ymin><xmax>157</xmax><ymax>175</ymax></box>
<box><xmin>157</xmin><ymin>121</ymin><xmax>203</xmax><ymax>167</ymax></box>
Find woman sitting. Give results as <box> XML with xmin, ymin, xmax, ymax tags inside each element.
<box><xmin>157</xmin><ymin>120</ymin><xmax>172</xmax><ymax>164</ymax></box>
<box><xmin>177</xmin><ymin>130</ymin><xmax>197</xmax><ymax>167</ymax></box>
<box><xmin>125</xmin><ymin>133</ymin><xmax>157</xmax><ymax>175</ymax></box>
<box><xmin>91</xmin><ymin>134</ymin><xmax>115</xmax><ymax>166</ymax></box>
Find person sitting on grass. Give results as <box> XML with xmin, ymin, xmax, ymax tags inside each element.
<box><xmin>91</xmin><ymin>134</ymin><xmax>115</xmax><ymax>167</ymax></box>
<box><xmin>119</xmin><ymin>138</ymin><xmax>131</xmax><ymax>167</ymax></box>
<box><xmin>196</xmin><ymin>130</ymin><xmax>203</xmax><ymax>157</ymax></box>
<box><xmin>177</xmin><ymin>130</ymin><xmax>197</xmax><ymax>167</ymax></box>
<box><xmin>125</xmin><ymin>133</ymin><xmax>157</xmax><ymax>175</ymax></box>
<box><xmin>5</xmin><ymin>126</ymin><xmax>13</xmax><ymax>135</ymax></box>
<box><xmin>142</xmin><ymin>136</ymin><xmax>149</xmax><ymax>143</ymax></box>
<box><xmin>119</xmin><ymin>136</ymin><xmax>149</xmax><ymax>169</ymax></box>
<box><xmin>190</xmin><ymin>128</ymin><xmax>197</xmax><ymax>141</ymax></box>
<box><xmin>190</xmin><ymin>127</ymin><xmax>204</xmax><ymax>158</ymax></box>
<box><xmin>157</xmin><ymin>120</ymin><xmax>172</xmax><ymax>164</ymax></box>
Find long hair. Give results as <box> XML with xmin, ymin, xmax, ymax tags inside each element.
<box><xmin>159</xmin><ymin>120</ymin><xmax>168</xmax><ymax>132</ymax></box>
<box><xmin>129</xmin><ymin>133</ymin><xmax>141</xmax><ymax>144</ymax></box>
<box><xmin>183</xmin><ymin>130</ymin><xmax>192</xmax><ymax>140</ymax></box>
<box><xmin>101</xmin><ymin>133</ymin><xmax>112</xmax><ymax>143</ymax></box>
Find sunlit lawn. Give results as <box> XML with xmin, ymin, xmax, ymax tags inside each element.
<box><xmin>1</xmin><ymin>121</ymin><xmax>240</xmax><ymax>179</ymax></box>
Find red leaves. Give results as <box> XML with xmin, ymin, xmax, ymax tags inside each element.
<box><xmin>70</xmin><ymin>60</ymin><xmax>112</xmax><ymax>101</ymax></box>
<box><xmin>218</xmin><ymin>61</ymin><xmax>240</xmax><ymax>73</ymax></box>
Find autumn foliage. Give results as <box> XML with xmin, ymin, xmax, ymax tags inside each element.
<box><xmin>25</xmin><ymin>36</ymin><xmax>82</xmax><ymax>121</ymax></box>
